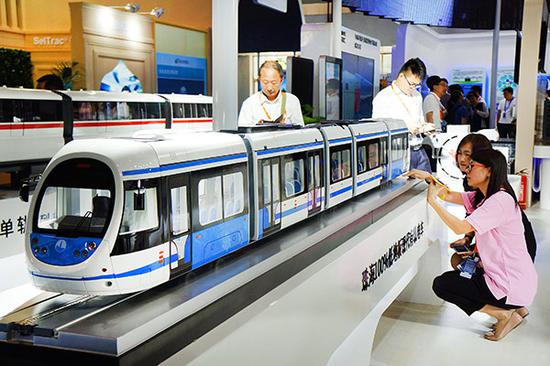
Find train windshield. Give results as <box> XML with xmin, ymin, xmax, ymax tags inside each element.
<box><xmin>34</xmin><ymin>159</ymin><xmax>115</xmax><ymax>237</ymax></box>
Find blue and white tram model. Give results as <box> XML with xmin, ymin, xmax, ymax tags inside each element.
<box><xmin>25</xmin><ymin>120</ymin><xmax>409</xmax><ymax>295</ymax></box>
<box><xmin>0</xmin><ymin>87</ymin><xmax>213</xmax><ymax>167</ymax></box>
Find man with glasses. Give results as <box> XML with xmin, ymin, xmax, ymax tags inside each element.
<box><xmin>373</xmin><ymin>58</ymin><xmax>435</xmax><ymax>172</ymax></box>
<box><xmin>238</xmin><ymin>60</ymin><xmax>304</xmax><ymax>127</ymax></box>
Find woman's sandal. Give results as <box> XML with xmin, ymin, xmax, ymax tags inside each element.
<box><xmin>485</xmin><ymin>311</ymin><xmax>523</xmax><ymax>341</ymax></box>
<box><xmin>491</xmin><ymin>307</ymin><xmax>529</xmax><ymax>330</ymax></box>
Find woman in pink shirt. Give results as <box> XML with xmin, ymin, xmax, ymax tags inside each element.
<box><xmin>429</xmin><ymin>149</ymin><xmax>537</xmax><ymax>341</ymax></box>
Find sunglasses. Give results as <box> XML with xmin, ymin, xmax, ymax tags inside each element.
<box><xmin>466</xmin><ymin>161</ymin><xmax>486</xmax><ymax>172</ymax></box>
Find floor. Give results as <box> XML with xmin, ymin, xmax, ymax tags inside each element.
<box><xmin>370</xmin><ymin>203</ymin><xmax>550</xmax><ymax>366</ymax></box>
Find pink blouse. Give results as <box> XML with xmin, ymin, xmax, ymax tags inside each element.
<box><xmin>462</xmin><ymin>191</ymin><xmax>537</xmax><ymax>306</ymax></box>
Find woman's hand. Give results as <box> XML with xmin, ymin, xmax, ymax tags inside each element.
<box><xmin>427</xmin><ymin>182</ymin><xmax>445</xmax><ymax>204</ymax></box>
<box><xmin>404</xmin><ymin>169</ymin><xmax>433</xmax><ymax>183</ymax></box>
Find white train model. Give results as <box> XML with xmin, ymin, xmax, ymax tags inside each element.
<box><xmin>25</xmin><ymin>120</ymin><xmax>409</xmax><ymax>295</ymax></box>
<box><xmin>0</xmin><ymin>87</ymin><xmax>213</xmax><ymax>167</ymax></box>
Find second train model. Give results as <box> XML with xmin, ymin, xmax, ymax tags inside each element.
<box><xmin>25</xmin><ymin>119</ymin><xmax>410</xmax><ymax>295</ymax></box>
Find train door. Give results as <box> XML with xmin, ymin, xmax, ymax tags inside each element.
<box><xmin>167</xmin><ymin>173</ymin><xmax>192</xmax><ymax>277</ymax></box>
<box><xmin>258</xmin><ymin>157</ymin><xmax>282</xmax><ymax>238</ymax></box>
<box><xmin>307</xmin><ymin>150</ymin><xmax>323</xmax><ymax>216</ymax></box>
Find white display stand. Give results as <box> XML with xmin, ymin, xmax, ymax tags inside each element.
<box><xmin>534</xmin><ymin>145</ymin><xmax>550</xmax><ymax>209</ymax></box>
<box><xmin>166</xmin><ymin>187</ymin><xmax>449</xmax><ymax>366</ymax></box>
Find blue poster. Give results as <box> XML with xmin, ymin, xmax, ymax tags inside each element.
<box><xmin>156</xmin><ymin>52</ymin><xmax>207</xmax><ymax>95</ymax></box>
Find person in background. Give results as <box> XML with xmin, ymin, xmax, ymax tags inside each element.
<box><xmin>36</xmin><ymin>74</ymin><xmax>63</xmax><ymax>90</ymax></box>
<box><xmin>326</xmin><ymin>78</ymin><xmax>341</xmax><ymax>120</ymax></box>
<box><xmin>429</xmin><ymin>149</ymin><xmax>537</xmax><ymax>341</ymax></box>
<box><xmin>470</xmin><ymin>85</ymin><xmax>489</xmax><ymax>129</ymax></box>
<box><xmin>466</xmin><ymin>91</ymin><xmax>484</xmax><ymax>132</ymax></box>
<box><xmin>238</xmin><ymin>60</ymin><xmax>304</xmax><ymax>127</ymax></box>
<box><xmin>423</xmin><ymin>75</ymin><xmax>447</xmax><ymax>131</ymax></box>
<box><xmin>439</xmin><ymin>78</ymin><xmax>450</xmax><ymax>109</ymax></box>
<box><xmin>373</xmin><ymin>58</ymin><xmax>434</xmax><ymax>172</ymax></box>
<box><xmin>447</xmin><ymin>91</ymin><xmax>471</xmax><ymax>126</ymax></box>
<box><xmin>497</xmin><ymin>87</ymin><xmax>517</xmax><ymax>138</ymax></box>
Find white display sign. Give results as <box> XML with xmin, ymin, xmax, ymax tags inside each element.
<box><xmin>0</xmin><ymin>197</ymin><xmax>30</xmax><ymax>259</ymax></box>
<box><xmin>253</xmin><ymin>0</ymin><xmax>287</xmax><ymax>13</ymax></box>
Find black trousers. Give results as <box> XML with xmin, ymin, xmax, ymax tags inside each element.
<box><xmin>497</xmin><ymin>123</ymin><xmax>514</xmax><ymax>138</ymax></box>
<box><xmin>432</xmin><ymin>270</ymin><xmax>521</xmax><ymax>315</ymax></box>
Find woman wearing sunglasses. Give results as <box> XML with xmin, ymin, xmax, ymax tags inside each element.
<box><xmin>427</xmin><ymin>149</ymin><xmax>537</xmax><ymax>341</ymax></box>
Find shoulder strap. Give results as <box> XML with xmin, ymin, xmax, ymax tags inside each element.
<box><xmin>280</xmin><ymin>92</ymin><xmax>287</xmax><ymax>116</ymax></box>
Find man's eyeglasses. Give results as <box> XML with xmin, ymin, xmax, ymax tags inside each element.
<box><xmin>403</xmin><ymin>74</ymin><xmax>421</xmax><ymax>88</ymax></box>
<box><xmin>466</xmin><ymin>161</ymin><xmax>486</xmax><ymax>172</ymax></box>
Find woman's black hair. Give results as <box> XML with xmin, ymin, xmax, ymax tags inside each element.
<box><xmin>455</xmin><ymin>133</ymin><xmax>492</xmax><ymax>168</ymax></box>
<box><xmin>470</xmin><ymin>148</ymin><xmax>518</xmax><ymax>207</ymax></box>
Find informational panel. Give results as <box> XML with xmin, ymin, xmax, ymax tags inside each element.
<box><xmin>450</xmin><ymin>68</ymin><xmax>487</xmax><ymax>102</ymax></box>
<box><xmin>496</xmin><ymin>68</ymin><xmax>518</xmax><ymax>106</ymax></box>
<box><xmin>156</xmin><ymin>52</ymin><xmax>207</xmax><ymax>94</ymax></box>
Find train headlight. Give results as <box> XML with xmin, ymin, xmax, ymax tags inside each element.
<box><xmin>85</xmin><ymin>241</ymin><xmax>97</xmax><ymax>251</ymax></box>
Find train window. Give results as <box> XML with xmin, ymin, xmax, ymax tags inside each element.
<box><xmin>380</xmin><ymin>138</ymin><xmax>388</xmax><ymax>165</ymax></box>
<box><xmin>357</xmin><ymin>145</ymin><xmax>367</xmax><ymax>174</ymax></box>
<box><xmin>145</xmin><ymin>103</ymin><xmax>161</xmax><ymax>119</ymax></box>
<box><xmin>170</xmin><ymin>186</ymin><xmax>189</xmax><ymax>235</ymax></box>
<box><xmin>30</xmin><ymin>100</ymin><xmax>63</xmax><ymax>122</ymax></box>
<box><xmin>223</xmin><ymin>172</ymin><xmax>244</xmax><ymax>218</ymax></box>
<box><xmin>0</xmin><ymin>99</ymin><xmax>14</xmax><ymax>122</ymax></box>
<box><xmin>262</xmin><ymin>161</ymin><xmax>271</xmax><ymax>206</ymax></box>
<box><xmin>128</xmin><ymin>102</ymin><xmax>146</xmax><ymax>120</ymax></box>
<box><xmin>175</xmin><ymin>103</ymin><xmax>185</xmax><ymax>118</ymax></box>
<box><xmin>120</xmin><ymin>186</ymin><xmax>159</xmax><ymax>235</ymax></box>
<box><xmin>37</xmin><ymin>187</ymin><xmax>113</xmax><ymax>235</ymax></box>
<box><xmin>73</xmin><ymin>102</ymin><xmax>97</xmax><ymax>121</ymax></box>
<box><xmin>391</xmin><ymin>136</ymin><xmax>407</xmax><ymax>161</ymax></box>
<box><xmin>117</xmin><ymin>102</ymin><xmax>130</xmax><ymax>120</ymax></box>
<box><xmin>198</xmin><ymin>104</ymin><xmax>208</xmax><ymax>118</ymax></box>
<box><xmin>97</xmin><ymin>102</ymin><xmax>118</xmax><ymax>120</ymax></box>
<box><xmin>184</xmin><ymin>103</ymin><xmax>195</xmax><ymax>118</ymax></box>
<box><xmin>330</xmin><ymin>146</ymin><xmax>351</xmax><ymax>183</ymax></box>
<box><xmin>207</xmin><ymin>104</ymin><xmax>213</xmax><ymax>118</ymax></box>
<box><xmin>283</xmin><ymin>155</ymin><xmax>304</xmax><ymax>198</ymax></box>
<box><xmin>368</xmin><ymin>141</ymin><xmax>380</xmax><ymax>170</ymax></box>
<box><xmin>198</xmin><ymin>176</ymin><xmax>223</xmax><ymax>226</ymax></box>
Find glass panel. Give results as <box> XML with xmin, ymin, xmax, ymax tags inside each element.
<box><xmin>314</xmin><ymin>154</ymin><xmax>321</xmax><ymax>188</ymax></box>
<box><xmin>262</xmin><ymin>162</ymin><xmax>271</xmax><ymax>205</ymax></box>
<box><xmin>184</xmin><ymin>103</ymin><xmax>193</xmax><ymax>118</ymax></box>
<box><xmin>272</xmin><ymin>162</ymin><xmax>280</xmax><ymax>203</ymax></box>
<box><xmin>368</xmin><ymin>142</ymin><xmax>379</xmax><ymax>170</ymax></box>
<box><xmin>342</xmin><ymin>149</ymin><xmax>351</xmax><ymax>178</ymax></box>
<box><xmin>358</xmin><ymin>145</ymin><xmax>367</xmax><ymax>174</ymax></box>
<box><xmin>223</xmin><ymin>171</ymin><xmax>244</xmax><ymax>218</ymax></box>
<box><xmin>32</xmin><ymin>100</ymin><xmax>62</xmax><ymax>122</ymax></box>
<box><xmin>284</xmin><ymin>157</ymin><xmax>304</xmax><ymax>197</ymax></box>
<box><xmin>331</xmin><ymin>151</ymin><xmax>341</xmax><ymax>182</ymax></box>
<box><xmin>145</xmin><ymin>103</ymin><xmax>161</xmax><ymax>119</ymax></box>
<box><xmin>119</xmin><ymin>187</ymin><xmax>159</xmax><ymax>235</ymax></box>
<box><xmin>117</xmin><ymin>102</ymin><xmax>130</xmax><ymax>120</ymax></box>
<box><xmin>170</xmin><ymin>186</ymin><xmax>189</xmax><ymax>235</ymax></box>
<box><xmin>307</xmin><ymin>155</ymin><xmax>314</xmax><ymax>191</ymax></box>
<box><xmin>198</xmin><ymin>176</ymin><xmax>223</xmax><ymax>226</ymax></box>
<box><xmin>198</xmin><ymin>104</ymin><xmax>208</xmax><ymax>118</ymax></box>
<box><xmin>173</xmin><ymin>103</ymin><xmax>184</xmax><ymax>118</ymax></box>
<box><xmin>37</xmin><ymin>187</ymin><xmax>112</xmax><ymax>236</ymax></box>
<box><xmin>0</xmin><ymin>99</ymin><xmax>14</xmax><ymax>122</ymax></box>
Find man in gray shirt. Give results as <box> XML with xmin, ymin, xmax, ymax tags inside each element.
<box><xmin>423</xmin><ymin>75</ymin><xmax>447</xmax><ymax>131</ymax></box>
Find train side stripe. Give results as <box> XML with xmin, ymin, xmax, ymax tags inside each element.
<box><xmin>0</xmin><ymin>118</ymin><xmax>212</xmax><ymax>130</ymax></box>
<box><xmin>30</xmin><ymin>253</ymin><xmax>179</xmax><ymax>282</ymax></box>
<box><xmin>330</xmin><ymin>184</ymin><xmax>353</xmax><ymax>198</ymax></box>
<box><xmin>122</xmin><ymin>153</ymin><xmax>248</xmax><ymax>176</ymax></box>
<box><xmin>355</xmin><ymin>132</ymin><xmax>388</xmax><ymax>141</ymax></box>
<box><xmin>256</xmin><ymin>141</ymin><xmax>324</xmax><ymax>156</ymax></box>
<box><xmin>391</xmin><ymin>128</ymin><xmax>409</xmax><ymax>134</ymax></box>
<box><xmin>328</xmin><ymin>137</ymin><xmax>352</xmax><ymax>145</ymax></box>
<box><xmin>357</xmin><ymin>174</ymin><xmax>383</xmax><ymax>187</ymax></box>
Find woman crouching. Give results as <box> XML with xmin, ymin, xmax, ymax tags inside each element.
<box><xmin>428</xmin><ymin>149</ymin><xmax>537</xmax><ymax>341</ymax></box>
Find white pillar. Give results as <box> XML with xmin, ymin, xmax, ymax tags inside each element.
<box><xmin>540</xmin><ymin>159</ymin><xmax>550</xmax><ymax>209</ymax></box>
<box><xmin>332</xmin><ymin>0</ymin><xmax>342</xmax><ymax>58</ymax></box>
<box><xmin>212</xmin><ymin>0</ymin><xmax>239</xmax><ymax>131</ymax></box>
<box><xmin>515</xmin><ymin>0</ymin><xmax>544</xmax><ymax>207</ymax></box>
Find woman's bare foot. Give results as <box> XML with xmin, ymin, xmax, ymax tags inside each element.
<box><xmin>485</xmin><ymin>311</ymin><xmax>523</xmax><ymax>341</ymax></box>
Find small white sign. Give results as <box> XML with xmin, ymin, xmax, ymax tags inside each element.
<box><xmin>254</xmin><ymin>0</ymin><xmax>287</xmax><ymax>13</ymax></box>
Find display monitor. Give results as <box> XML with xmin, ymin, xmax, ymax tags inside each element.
<box><xmin>285</xmin><ymin>56</ymin><xmax>314</xmax><ymax>108</ymax></box>
<box><xmin>342</xmin><ymin>52</ymin><xmax>375</xmax><ymax>120</ymax></box>
<box><xmin>319</xmin><ymin>56</ymin><xmax>342</xmax><ymax>120</ymax></box>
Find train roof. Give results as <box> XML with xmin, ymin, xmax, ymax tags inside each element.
<box><xmin>361</xmin><ymin>118</ymin><xmax>408</xmax><ymax>132</ymax></box>
<box><xmin>347</xmin><ymin>120</ymin><xmax>388</xmax><ymax>137</ymax></box>
<box><xmin>243</xmin><ymin>128</ymin><xmax>324</xmax><ymax>156</ymax></box>
<box><xmin>319</xmin><ymin>124</ymin><xmax>352</xmax><ymax>146</ymax></box>
<box><xmin>58</xmin><ymin>90</ymin><xmax>165</xmax><ymax>103</ymax></box>
<box><xmin>51</xmin><ymin>132</ymin><xmax>247</xmax><ymax>179</ymax></box>
<box><xmin>0</xmin><ymin>87</ymin><xmax>62</xmax><ymax>100</ymax></box>
<box><xmin>159</xmin><ymin>94</ymin><xmax>212</xmax><ymax>103</ymax></box>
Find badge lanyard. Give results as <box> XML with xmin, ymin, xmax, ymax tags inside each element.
<box><xmin>259</xmin><ymin>92</ymin><xmax>286</xmax><ymax>122</ymax></box>
<box><xmin>503</xmin><ymin>98</ymin><xmax>514</xmax><ymax>119</ymax></box>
